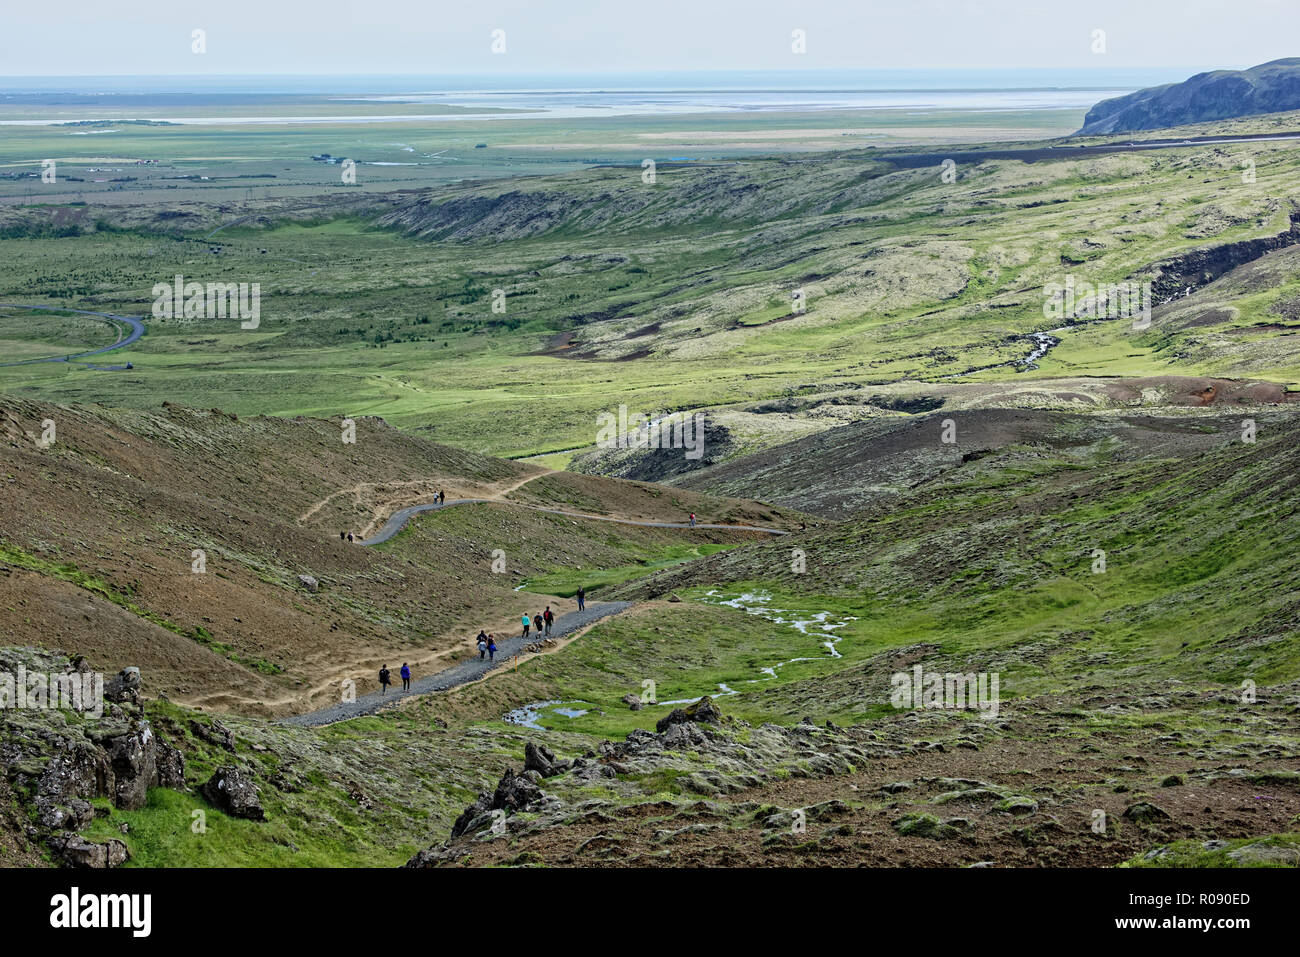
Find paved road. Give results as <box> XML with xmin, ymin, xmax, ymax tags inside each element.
<box><xmin>281</xmin><ymin>601</ymin><xmax>633</xmax><ymax>727</ymax></box>
<box><xmin>875</xmin><ymin>130</ymin><xmax>1300</xmax><ymax>171</ymax></box>
<box><xmin>359</xmin><ymin>497</ymin><xmax>788</xmax><ymax>545</ymax></box>
<box><xmin>0</xmin><ymin>302</ymin><xmax>145</xmax><ymax>367</ymax></box>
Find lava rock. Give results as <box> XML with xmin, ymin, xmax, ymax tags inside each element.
<box><xmin>200</xmin><ymin>766</ymin><xmax>265</xmax><ymax>820</ymax></box>
<box><xmin>104</xmin><ymin>667</ymin><xmax>142</xmax><ymax>706</ymax></box>
<box><xmin>655</xmin><ymin>695</ymin><xmax>723</xmax><ymax>733</ymax></box>
<box><xmin>48</xmin><ymin>833</ymin><xmax>130</xmax><ymax>868</ymax></box>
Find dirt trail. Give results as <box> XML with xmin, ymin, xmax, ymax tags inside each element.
<box><xmin>296</xmin><ymin>467</ymin><xmax>552</xmax><ymax>537</ymax></box>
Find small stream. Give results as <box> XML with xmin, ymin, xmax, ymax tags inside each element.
<box><xmin>503</xmin><ymin>699</ymin><xmax>594</xmax><ymax>729</ymax></box>
<box><xmin>1018</xmin><ymin>331</ymin><xmax>1061</xmax><ymax>369</ymax></box>
<box><xmin>501</xmin><ymin>590</ymin><xmax>856</xmax><ymax>725</ymax></box>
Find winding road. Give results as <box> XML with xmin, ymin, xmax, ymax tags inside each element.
<box><xmin>281</xmin><ymin>601</ymin><xmax>633</xmax><ymax>726</ymax></box>
<box><xmin>359</xmin><ymin>497</ymin><xmax>789</xmax><ymax>546</ymax></box>
<box><xmin>0</xmin><ymin>302</ymin><xmax>145</xmax><ymax>368</ymax></box>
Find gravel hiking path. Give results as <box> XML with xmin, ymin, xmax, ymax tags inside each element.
<box><xmin>359</xmin><ymin>498</ymin><xmax>788</xmax><ymax>545</ymax></box>
<box><xmin>281</xmin><ymin>601</ymin><xmax>633</xmax><ymax>727</ymax></box>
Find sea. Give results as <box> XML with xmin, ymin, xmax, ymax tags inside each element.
<box><xmin>0</xmin><ymin>68</ymin><xmax>1211</xmax><ymax>125</ymax></box>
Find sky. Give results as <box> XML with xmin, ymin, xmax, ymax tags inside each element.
<box><xmin>0</xmin><ymin>0</ymin><xmax>1294</xmax><ymax>77</ymax></box>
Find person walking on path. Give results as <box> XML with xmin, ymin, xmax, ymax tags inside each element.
<box><xmin>577</xmin><ymin>586</ymin><xmax>585</xmax><ymax>611</ymax></box>
<box><xmin>543</xmin><ymin>606</ymin><xmax>554</xmax><ymax>636</ymax></box>
<box><xmin>379</xmin><ymin>665</ymin><xmax>391</xmax><ymax>695</ymax></box>
<box><xmin>477</xmin><ymin>636</ymin><xmax>487</xmax><ymax>660</ymax></box>
<box><xmin>487</xmin><ymin>637</ymin><xmax>497</xmax><ymax>661</ymax></box>
<box><xmin>689</xmin><ymin>512</ymin><xmax>696</xmax><ymax>527</ymax></box>
<box><xmin>400</xmin><ymin>662</ymin><xmax>411</xmax><ymax>691</ymax></box>
<box><xmin>533</xmin><ymin>613</ymin><xmax>543</xmax><ymax>638</ymax></box>
<box><xmin>522</xmin><ymin>614</ymin><xmax>531</xmax><ymax>638</ymax></box>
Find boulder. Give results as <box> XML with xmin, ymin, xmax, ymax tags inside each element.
<box><xmin>1122</xmin><ymin>802</ymin><xmax>1171</xmax><ymax>824</ymax></box>
<box><xmin>659</xmin><ymin>721</ymin><xmax>708</xmax><ymax>751</ymax></box>
<box><xmin>104</xmin><ymin>666</ymin><xmax>142</xmax><ymax>706</ymax></box>
<box><xmin>655</xmin><ymin>695</ymin><xmax>724</xmax><ymax>733</ymax></box>
<box><xmin>34</xmin><ymin>743</ymin><xmax>108</xmax><ymax>829</ymax></box>
<box><xmin>297</xmin><ymin>574</ymin><xmax>319</xmax><ymax>593</ymax></box>
<box><xmin>449</xmin><ymin>764</ymin><xmax>546</xmax><ymax>840</ymax></box>
<box><xmin>492</xmin><ymin>769</ymin><xmax>542</xmax><ymax>813</ymax></box>
<box><xmin>449</xmin><ymin>794</ymin><xmax>494</xmax><ymax>839</ymax></box>
<box><xmin>200</xmin><ymin>766</ymin><xmax>265</xmax><ymax>821</ymax></box>
<box><xmin>621</xmin><ymin>693</ymin><xmax>643</xmax><ymax>712</ymax></box>
<box><xmin>106</xmin><ymin>724</ymin><xmax>157</xmax><ymax>812</ymax></box>
<box><xmin>48</xmin><ymin>833</ymin><xmax>129</xmax><ymax>868</ymax></box>
<box><xmin>154</xmin><ymin>736</ymin><xmax>187</xmax><ymax>790</ymax></box>
<box><xmin>523</xmin><ymin>741</ymin><xmax>569</xmax><ymax>778</ymax></box>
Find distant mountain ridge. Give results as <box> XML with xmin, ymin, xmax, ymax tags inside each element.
<box><xmin>1078</xmin><ymin>58</ymin><xmax>1300</xmax><ymax>135</ymax></box>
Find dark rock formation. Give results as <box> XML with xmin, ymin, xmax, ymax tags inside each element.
<box><xmin>48</xmin><ymin>833</ymin><xmax>130</xmax><ymax>868</ymax></box>
<box><xmin>104</xmin><ymin>666</ymin><xmax>142</xmax><ymax>706</ymax></box>
<box><xmin>523</xmin><ymin>741</ymin><xmax>569</xmax><ymax>778</ymax></box>
<box><xmin>655</xmin><ymin>695</ymin><xmax>725</xmax><ymax>733</ymax></box>
<box><xmin>199</xmin><ymin>766</ymin><xmax>265</xmax><ymax>820</ymax></box>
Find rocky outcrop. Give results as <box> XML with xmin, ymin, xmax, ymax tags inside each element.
<box><xmin>104</xmin><ymin>666</ymin><xmax>142</xmax><ymax>706</ymax></box>
<box><xmin>47</xmin><ymin>833</ymin><xmax>130</xmax><ymax>869</ymax></box>
<box><xmin>655</xmin><ymin>695</ymin><xmax>725</xmax><ymax>733</ymax></box>
<box><xmin>523</xmin><ymin>741</ymin><xmax>570</xmax><ymax>779</ymax></box>
<box><xmin>411</xmin><ymin>741</ymin><xmax>568</xmax><ymax>861</ymax></box>
<box><xmin>200</xmin><ymin>766</ymin><xmax>265</xmax><ymax>820</ymax></box>
<box><xmin>1079</xmin><ymin>58</ymin><xmax>1300</xmax><ymax>135</ymax></box>
<box><xmin>0</xmin><ymin>650</ymin><xmax>189</xmax><ymax>865</ymax></box>
<box><xmin>1141</xmin><ymin>212</ymin><xmax>1300</xmax><ymax>303</ymax></box>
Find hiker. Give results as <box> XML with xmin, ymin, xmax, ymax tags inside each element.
<box><xmin>689</xmin><ymin>512</ymin><xmax>696</xmax><ymax>527</ymax></box>
<box><xmin>543</xmin><ymin>606</ymin><xmax>554</xmax><ymax>636</ymax></box>
<box><xmin>533</xmin><ymin>613</ymin><xmax>543</xmax><ymax>637</ymax></box>
<box><xmin>347</xmin><ymin>532</ymin><xmax>354</xmax><ymax>542</ymax></box>
<box><xmin>576</xmin><ymin>586</ymin><xmax>585</xmax><ymax>611</ymax></box>
<box><xmin>400</xmin><ymin>662</ymin><xmax>411</xmax><ymax>691</ymax></box>
<box><xmin>339</xmin><ymin>531</ymin><xmax>346</xmax><ymax>541</ymax></box>
<box><xmin>378</xmin><ymin>665</ymin><xmax>391</xmax><ymax>694</ymax></box>
<box><xmin>522</xmin><ymin>613</ymin><xmax>531</xmax><ymax>638</ymax></box>
<box><xmin>477</xmin><ymin>635</ymin><xmax>487</xmax><ymax>659</ymax></box>
<box><xmin>487</xmin><ymin>637</ymin><xmax>497</xmax><ymax>661</ymax></box>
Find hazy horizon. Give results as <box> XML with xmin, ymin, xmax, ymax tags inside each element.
<box><xmin>2</xmin><ymin>0</ymin><xmax>1293</xmax><ymax>77</ymax></box>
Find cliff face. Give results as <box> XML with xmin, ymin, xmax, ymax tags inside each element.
<box><xmin>1079</xmin><ymin>58</ymin><xmax>1300</xmax><ymax>135</ymax></box>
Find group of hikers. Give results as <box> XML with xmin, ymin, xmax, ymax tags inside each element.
<box><xmin>521</xmin><ymin>605</ymin><xmax>556</xmax><ymax>639</ymax></box>
<box><xmin>375</xmin><ymin>585</ymin><xmax>589</xmax><ymax>695</ymax></box>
